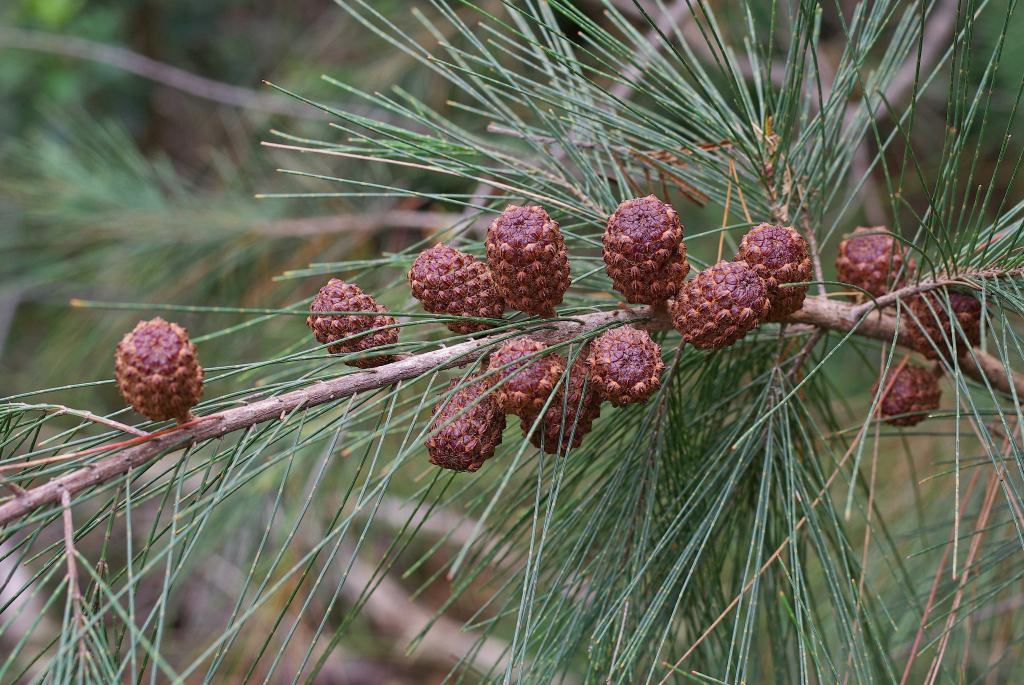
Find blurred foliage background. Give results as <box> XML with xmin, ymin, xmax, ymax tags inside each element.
<box><xmin>3</xmin><ymin>0</ymin><xmax>1024</xmax><ymax>683</ymax></box>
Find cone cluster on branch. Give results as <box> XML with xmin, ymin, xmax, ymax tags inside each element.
<box><xmin>484</xmin><ymin>205</ymin><xmax>571</xmax><ymax>318</ymax></box>
<box><xmin>306</xmin><ymin>278</ymin><xmax>399</xmax><ymax>368</ymax></box>
<box><xmin>114</xmin><ymin>317</ymin><xmax>203</xmax><ymax>423</ymax></box>
<box><xmin>408</xmin><ymin>243</ymin><xmax>504</xmax><ymax>334</ymax></box>
<box><xmin>906</xmin><ymin>291</ymin><xmax>982</xmax><ymax>360</ymax></box>
<box><xmin>111</xmin><ymin>200</ymin><xmax>982</xmax><ymax>460</ymax></box>
<box><xmin>602</xmin><ymin>195</ymin><xmax>689</xmax><ymax>307</ymax></box>
<box><xmin>736</xmin><ymin>222</ymin><xmax>812</xmax><ymax>322</ymax></box>
<box><xmin>426</xmin><ymin>377</ymin><xmax>507</xmax><ymax>472</ymax></box>
<box><xmin>835</xmin><ymin>226</ymin><xmax>915</xmax><ymax>298</ymax></box>
<box><xmin>873</xmin><ymin>364</ymin><xmax>942</xmax><ymax>427</ymax></box>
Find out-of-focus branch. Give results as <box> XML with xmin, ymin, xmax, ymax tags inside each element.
<box><xmin>0</xmin><ymin>26</ymin><xmax>325</xmax><ymax>119</ymax></box>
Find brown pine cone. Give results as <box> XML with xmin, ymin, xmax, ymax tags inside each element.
<box><xmin>306</xmin><ymin>279</ymin><xmax>399</xmax><ymax>368</ymax></box>
<box><xmin>906</xmin><ymin>291</ymin><xmax>982</xmax><ymax>360</ymax></box>
<box><xmin>835</xmin><ymin>227</ymin><xmax>915</xmax><ymax>298</ymax></box>
<box><xmin>873</xmin><ymin>365</ymin><xmax>942</xmax><ymax>427</ymax></box>
<box><xmin>427</xmin><ymin>377</ymin><xmax>507</xmax><ymax>472</ymax></box>
<box><xmin>736</xmin><ymin>223</ymin><xmax>812</xmax><ymax>322</ymax></box>
<box><xmin>521</xmin><ymin>359</ymin><xmax>602</xmax><ymax>455</ymax></box>
<box><xmin>487</xmin><ymin>338</ymin><xmax>565</xmax><ymax>416</ymax></box>
<box><xmin>408</xmin><ymin>243</ymin><xmax>505</xmax><ymax>334</ymax></box>
<box><xmin>672</xmin><ymin>261</ymin><xmax>770</xmax><ymax>350</ymax></box>
<box><xmin>115</xmin><ymin>317</ymin><xmax>203</xmax><ymax>423</ymax></box>
<box><xmin>586</xmin><ymin>326</ymin><xmax>665</xmax><ymax>407</ymax></box>
<box><xmin>485</xmin><ymin>205</ymin><xmax>571</xmax><ymax>317</ymax></box>
<box><xmin>602</xmin><ymin>195</ymin><xmax>690</xmax><ymax>306</ymax></box>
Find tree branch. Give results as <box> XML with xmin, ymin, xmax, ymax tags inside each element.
<box><xmin>0</xmin><ymin>26</ymin><xmax>326</xmax><ymax>119</ymax></box>
<box><xmin>1</xmin><ymin>297</ymin><xmax>1021</xmax><ymax>527</ymax></box>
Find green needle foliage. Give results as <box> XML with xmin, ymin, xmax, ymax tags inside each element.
<box><xmin>4</xmin><ymin>1</ymin><xmax>1024</xmax><ymax>683</ymax></box>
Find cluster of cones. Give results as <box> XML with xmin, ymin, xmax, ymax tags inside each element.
<box><xmin>107</xmin><ymin>204</ymin><xmax>982</xmax><ymax>447</ymax></box>
<box><xmin>836</xmin><ymin>227</ymin><xmax>982</xmax><ymax>425</ymax></box>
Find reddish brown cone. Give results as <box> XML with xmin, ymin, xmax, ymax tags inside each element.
<box><xmin>586</xmin><ymin>326</ymin><xmax>665</xmax><ymax>407</ymax></box>
<box><xmin>906</xmin><ymin>291</ymin><xmax>982</xmax><ymax>360</ymax></box>
<box><xmin>485</xmin><ymin>205</ymin><xmax>571</xmax><ymax>317</ymax></box>
<box><xmin>521</xmin><ymin>358</ymin><xmax>603</xmax><ymax>454</ymax></box>
<box><xmin>408</xmin><ymin>243</ymin><xmax>505</xmax><ymax>334</ymax></box>
<box><xmin>736</xmin><ymin>223</ymin><xmax>812</xmax><ymax>322</ymax></box>
<box><xmin>602</xmin><ymin>195</ymin><xmax>689</xmax><ymax>306</ymax></box>
<box><xmin>487</xmin><ymin>338</ymin><xmax>565</xmax><ymax>416</ymax></box>
<box><xmin>835</xmin><ymin>227</ymin><xmax>915</xmax><ymax>298</ymax></box>
<box><xmin>115</xmin><ymin>317</ymin><xmax>203</xmax><ymax>423</ymax></box>
<box><xmin>427</xmin><ymin>377</ymin><xmax>507</xmax><ymax>472</ymax></box>
<box><xmin>873</xmin><ymin>365</ymin><xmax>942</xmax><ymax>427</ymax></box>
<box><xmin>306</xmin><ymin>279</ymin><xmax>399</xmax><ymax>368</ymax></box>
<box><xmin>672</xmin><ymin>261</ymin><xmax>770</xmax><ymax>350</ymax></box>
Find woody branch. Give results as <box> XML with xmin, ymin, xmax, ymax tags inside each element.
<box><xmin>1</xmin><ymin>294</ymin><xmax>1021</xmax><ymax>527</ymax></box>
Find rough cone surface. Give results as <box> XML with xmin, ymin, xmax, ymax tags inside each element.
<box><xmin>408</xmin><ymin>243</ymin><xmax>504</xmax><ymax>334</ymax></box>
<box><xmin>487</xmin><ymin>338</ymin><xmax>565</xmax><ymax>416</ymax></box>
<box><xmin>306</xmin><ymin>278</ymin><xmax>399</xmax><ymax>368</ymax></box>
<box><xmin>485</xmin><ymin>205</ymin><xmax>570</xmax><ymax>317</ymax></box>
<box><xmin>115</xmin><ymin>317</ymin><xmax>203</xmax><ymax>422</ymax></box>
<box><xmin>603</xmin><ymin>195</ymin><xmax>689</xmax><ymax>305</ymax></box>
<box><xmin>521</xmin><ymin>358</ymin><xmax>603</xmax><ymax>455</ymax></box>
<box><xmin>427</xmin><ymin>378</ymin><xmax>507</xmax><ymax>472</ymax></box>
<box><xmin>672</xmin><ymin>261</ymin><xmax>770</xmax><ymax>350</ymax></box>
<box><xmin>586</xmin><ymin>326</ymin><xmax>665</xmax><ymax>407</ymax></box>
<box><xmin>906</xmin><ymin>291</ymin><xmax>982</xmax><ymax>360</ymax></box>
<box><xmin>873</xmin><ymin>365</ymin><xmax>942</xmax><ymax>426</ymax></box>
<box><xmin>736</xmin><ymin>223</ymin><xmax>812</xmax><ymax>322</ymax></box>
<box><xmin>835</xmin><ymin>226</ymin><xmax>915</xmax><ymax>298</ymax></box>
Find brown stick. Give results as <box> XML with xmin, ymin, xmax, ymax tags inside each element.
<box><xmin>1</xmin><ymin>297</ymin><xmax>1020</xmax><ymax>527</ymax></box>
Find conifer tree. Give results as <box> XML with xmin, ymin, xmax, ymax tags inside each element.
<box><xmin>4</xmin><ymin>1</ymin><xmax>1024</xmax><ymax>683</ymax></box>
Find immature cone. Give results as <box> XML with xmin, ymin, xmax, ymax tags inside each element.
<box><xmin>427</xmin><ymin>378</ymin><xmax>507</xmax><ymax>472</ymax></box>
<box><xmin>306</xmin><ymin>279</ymin><xmax>399</xmax><ymax>368</ymax></box>
<box><xmin>873</xmin><ymin>365</ymin><xmax>942</xmax><ymax>427</ymax></box>
<box><xmin>672</xmin><ymin>261</ymin><xmax>770</xmax><ymax>350</ymax></box>
<box><xmin>485</xmin><ymin>205</ymin><xmax>571</xmax><ymax>317</ymax></box>
<box><xmin>522</xmin><ymin>359</ymin><xmax>602</xmax><ymax>455</ymax></box>
<box><xmin>602</xmin><ymin>195</ymin><xmax>689</xmax><ymax>306</ymax></box>
<box><xmin>408</xmin><ymin>243</ymin><xmax>504</xmax><ymax>334</ymax></box>
<box><xmin>735</xmin><ymin>223</ymin><xmax>812</xmax><ymax>322</ymax></box>
<box><xmin>114</xmin><ymin>317</ymin><xmax>203</xmax><ymax>423</ymax></box>
<box><xmin>586</xmin><ymin>326</ymin><xmax>665</xmax><ymax>407</ymax></box>
<box><xmin>906</xmin><ymin>291</ymin><xmax>982</xmax><ymax>360</ymax></box>
<box><xmin>835</xmin><ymin>226</ymin><xmax>915</xmax><ymax>298</ymax></box>
<box><xmin>487</xmin><ymin>338</ymin><xmax>565</xmax><ymax>416</ymax></box>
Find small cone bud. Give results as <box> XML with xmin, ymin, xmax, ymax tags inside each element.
<box><xmin>115</xmin><ymin>317</ymin><xmax>203</xmax><ymax>423</ymax></box>
<box><xmin>672</xmin><ymin>261</ymin><xmax>770</xmax><ymax>350</ymax></box>
<box><xmin>306</xmin><ymin>279</ymin><xmax>399</xmax><ymax>368</ymax></box>
<box><xmin>485</xmin><ymin>205</ymin><xmax>570</xmax><ymax>317</ymax></box>
<box><xmin>408</xmin><ymin>243</ymin><xmax>504</xmax><ymax>334</ymax></box>
<box><xmin>427</xmin><ymin>377</ymin><xmax>507</xmax><ymax>472</ymax></box>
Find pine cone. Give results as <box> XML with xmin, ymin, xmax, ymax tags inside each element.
<box><xmin>114</xmin><ymin>317</ymin><xmax>203</xmax><ymax>423</ymax></box>
<box><xmin>427</xmin><ymin>377</ymin><xmax>507</xmax><ymax>472</ymax></box>
<box><xmin>906</xmin><ymin>291</ymin><xmax>982</xmax><ymax>360</ymax></box>
<box><xmin>485</xmin><ymin>205</ymin><xmax>571</xmax><ymax>317</ymax></box>
<box><xmin>672</xmin><ymin>261</ymin><xmax>770</xmax><ymax>350</ymax></box>
<box><xmin>602</xmin><ymin>195</ymin><xmax>689</xmax><ymax>306</ymax></box>
<box><xmin>487</xmin><ymin>338</ymin><xmax>565</xmax><ymax>416</ymax></box>
<box><xmin>873</xmin><ymin>365</ymin><xmax>942</xmax><ymax>427</ymax></box>
<box><xmin>306</xmin><ymin>279</ymin><xmax>399</xmax><ymax>368</ymax></box>
<box><xmin>521</xmin><ymin>359</ymin><xmax>602</xmax><ymax>454</ymax></box>
<box><xmin>586</xmin><ymin>326</ymin><xmax>665</xmax><ymax>407</ymax></box>
<box><xmin>408</xmin><ymin>243</ymin><xmax>505</xmax><ymax>334</ymax></box>
<box><xmin>736</xmin><ymin>223</ymin><xmax>812</xmax><ymax>322</ymax></box>
<box><xmin>835</xmin><ymin>227</ymin><xmax>915</xmax><ymax>298</ymax></box>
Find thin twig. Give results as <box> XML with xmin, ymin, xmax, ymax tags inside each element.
<box><xmin>59</xmin><ymin>487</ymin><xmax>87</xmax><ymax>659</ymax></box>
<box><xmin>802</xmin><ymin>216</ymin><xmax>827</xmax><ymax>297</ymax></box>
<box><xmin>1</xmin><ymin>297</ymin><xmax>1021</xmax><ymax>527</ymax></box>
<box><xmin>9</xmin><ymin>404</ymin><xmax>150</xmax><ymax>441</ymax></box>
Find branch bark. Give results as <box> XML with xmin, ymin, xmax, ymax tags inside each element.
<box><xmin>1</xmin><ymin>297</ymin><xmax>1020</xmax><ymax>527</ymax></box>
